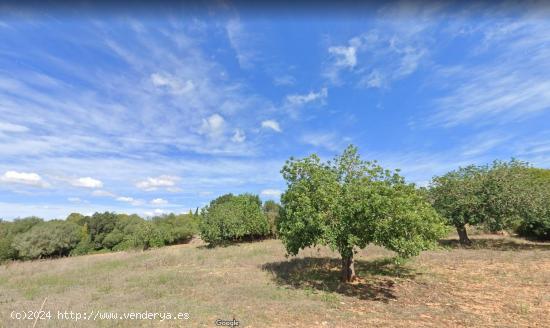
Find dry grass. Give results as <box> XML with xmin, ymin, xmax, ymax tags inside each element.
<box><xmin>0</xmin><ymin>234</ymin><xmax>549</xmax><ymax>327</ymax></box>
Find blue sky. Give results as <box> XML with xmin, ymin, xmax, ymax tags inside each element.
<box><xmin>1</xmin><ymin>1</ymin><xmax>550</xmax><ymax>219</ymax></box>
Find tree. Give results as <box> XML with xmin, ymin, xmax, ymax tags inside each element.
<box><xmin>200</xmin><ymin>193</ymin><xmax>270</xmax><ymax>245</ymax></box>
<box><xmin>13</xmin><ymin>220</ymin><xmax>81</xmax><ymax>259</ymax></box>
<box><xmin>429</xmin><ymin>165</ymin><xmax>485</xmax><ymax>245</ymax></box>
<box><xmin>429</xmin><ymin>160</ymin><xmax>533</xmax><ymax>244</ymax></box>
<box><xmin>516</xmin><ymin>168</ymin><xmax>550</xmax><ymax>240</ymax></box>
<box><xmin>279</xmin><ymin>145</ymin><xmax>446</xmax><ymax>282</ymax></box>
<box><xmin>263</xmin><ymin>200</ymin><xmax>282</xmax><ymax>237</ymax></box>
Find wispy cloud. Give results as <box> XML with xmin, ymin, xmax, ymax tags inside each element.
<box><xmin>136</xmin><ymin>175</ymin><xmax>181</xmax><ymax>192</ymax></box>
<box><xmin>226</xmin><ymin>17</ymin><xmax>257</xmax><ymax>69</ymax></box>
<box><xmin>300</xmin><ymin>132</ymin><xmax>350</xmax><ymax>152</ymax></box>
<box><xmin>286</xmin><ymin>88</ymin><xmax>328</xmax><ymax>107</ymax></box>
<box><xmin>261</xmin><ymin>120</ymin><xmax>282</xmax><ymax>132</ymax></box>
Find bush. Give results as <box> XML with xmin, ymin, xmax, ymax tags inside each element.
<box><xmin>13</xmin><ymin>220</ymin><xmax>81</xmax><ymax>260</ymax></box>
<box><xmin>128</xmin><ymin>221</ymin><xmax>165</xmax><ymax>250</ymax></box>
<box><xmin>152</xmin><ymin>213</ymin><xmax>199</xmax><ymax>245</ymax></box>
<box><xmin>200</xmin><ymin>193</ymin><xmax>270</xmax><ymax>245</ymax></box>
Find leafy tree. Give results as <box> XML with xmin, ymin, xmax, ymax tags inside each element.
<box><xmin>84</xmin><ymin>212</ymin><xmax>143</xmax><ymax>250</ymax></box>
<box><xmin>263</xmin><ymin>200</ymin><xmax>282</xmax><ymax>237</ymax></box>
<box><xmin>0</xmin><ymin>217</ymin><xmax>43</xmax><ymax>261</ymax></box>
<box><xmin>429</xmin><ymin>165</ymin><xmax>484</xmax><ymax>244</ymax></box>
<box><xmin>13</xmin><ymin>220</ymin><xmax>81</xmax><ymax>259</ymax></box>
<box><xmin>429</xmin><ymin>160</ymin><xmax>534</xmax><ymax>244</ymax></box>
<box><xmin>279</xmin><ymin>145</ymin><xmax>446</xmax><ymax>282</ymax></box>
<box><xmin>516</xmin><ymin>168</ymin><xmax>550</xmax><ymax>240</ymax></box>
<box><xmin>130</xmin><ymin>221</ymin><xmax>164</xmax><ymax>250</ymax></box>
<box><xmin>200</xmin><ymin>193</ymin><xmax>270</xmax><ymax>245</ymax></box>
<box><xmin>0</xmin><ymin>221</ymin><xmax>17</xmax><ymax>261</ymax></box>
<box><xmin>152</xmin><ymin>213</ymin><xmax>198</xmax><ymax>245</ymax></box>
<box><xmin>66</xmin><ymin>213</ymin><xmax>85</xmax><ymax>226</ymax></box>
<box><xmin>70</xmin><ymin>223</ymin><xmax>93</xmax><ymax>256</ymax></box>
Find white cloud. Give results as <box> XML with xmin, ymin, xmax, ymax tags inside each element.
<box><xmin>0</xmin><ymin>122</ymin><xmax>28</xmax><ymax>133</ymax></box>
<box><xmin>0</xmin><ymin>170</ymin><xmax>48</xmax><ymax>188</ymax></box>
<box><xmin>328</xmin><ymin>45</ymin><xmax>357</xmax><ymax>68</ymax></box>
<box><xmin>286</xmin><ymin>88</ymin><xmax>328</xmax><ymax>106</ymax></box>
<box><xmin>136</xmin><ymin>175</ymin><xmax>180</xmax><ymax>191</ymax></box>
<box><xmin>92</xmin><ymin>190</ymin><xmax>115</xmax><ymax>197</ymax></box>
<box><xmin>261</xmin><ymin>120</ymin><xmax>282</xmax><ymax>132</ymax></box>
<box><xmin>200</xmin><ymin>114</ymin><xmax>225</xmax><ymax>138</ymax></box>
<box><xmin>261</xmin><ymin>189</ymin><xmax>282</xmax><ymax>197</ymax></box>
<box><xmin>116</xmin><ymin>196</ymin><xmax>134</xmax><ymax>203</ymax></box>
<box><xmin>68</xmin><ymin>197</ymin><xmax>81</xmax><ymax>202</ymax></box>
<box><xmin>71</xmin><ymin>177</ymin><xmax>103</xmax><ymax>189</ymax></box>
<box><xmin>150</xmin><ymin>72</ymin><xmax>194</xmax><ymax>94</ymax></box>
<box><xmin>231</xmin><ymin>128</ymin><xmax>246</xmax><ymax>143</ymax></box>
<box><xmin>151</xmin><ymin>198</ymin><xmax>168</xmax><ymax>205</ymax></box>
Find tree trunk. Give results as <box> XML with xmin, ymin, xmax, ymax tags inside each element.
<box><xmin>341</xmin><ymin>254</ymin><xmax>356</xmax><ymax>283</ymax></box>
<box><xmin>456</xmin><ymin>225</ymin><xmax>472</xmax><ymax>245</ymax></box>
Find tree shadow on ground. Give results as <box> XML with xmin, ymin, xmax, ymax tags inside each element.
<box><xmin>261</xmin><ymin>257</ymin><xmax>419</xmax><ymax>302</ymax></box>
<box><xmin>438</xmin><ymin>238</ymin><xmax>550</xmax><ymax>251</ymax></box>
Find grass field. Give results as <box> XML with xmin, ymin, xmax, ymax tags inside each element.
<box><xmin>0</xmin><ymin>234</ymin><xmax>549</xmax><ymax>327</ymax></box>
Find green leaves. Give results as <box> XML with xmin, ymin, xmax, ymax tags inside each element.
<box><xmin>279</xmin><ymin>145</ymin><xmax>446</xmax><ymax>260</ymax></box>
<box><xmin>13</xmin><ymin>220</ymin><xmax>81</xmax><ymax>259</ymax></box>
<box><xmin>429</xmin><ymin>160</ymin><xmax>541</xmax><ymax>233</ymax></box>
<box><xmin>199</xmin><ymin>193</ymin><xmax>270</xmax><ymax>245</ymax></box>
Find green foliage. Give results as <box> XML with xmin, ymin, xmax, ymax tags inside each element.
<box><xmin>429</xmin><ymin>160</ymin><xmax>546</xmax><ymax>241</ymax></box>
<box><xmin>0</xmin><ymin>233</ymin><xmax>16</xmax><ymax>262</ymax></box>
<box><xmin>84</xmin><ymin>212</ymin><xmax>143</xmax><ymax>250</ymax></box>
<box><xmin>429</xmin><ymin>165</ymin><xmax>486</xmax><ymax>230</ymax></box>
<box><xmin>0</xmin><ymin>217</ymin><xmax>44</xmax><ymax>261</ymax></box>
<box><xmin>152</xmin><ymin>213</ymin><xmax>199</xmax><ymax>245</ymax></box>
<box><xmin>129</xmin><ymin>221</ymin><xmax>165</xmax><ymax>250</ymax></box>
<box><xmin>1</xmin><ymin>211</ymin><xmax>200</xmax><ymax>261</ymax></box>
<box><xmin>13</xmin><ymin>220</ymin><xmax>82</xmax><ymax>260</ymax></box>
<box><xmin>200</xmin><ymin>193</ymin><xmax>270</xmax><ymax>245</ymax></box>
<box><xmin>263</xmin><ymin>200</ymin><xmax>282</xmax><ymax>237</ymax></box>
<box><xmin>278</xmin><ymin>145</ymin><xmax>446</xmax><ymax>261</ymax></box>
<box><xmin>516</xmin><ymin>168</ymin><xmax>550</xmax><ymax>240</ymax></box>
<box><xmin>70</xmin><ymin>224</ymin><xmax>94</xmax><ymax>256</ymax></box>
<box><xmin>66</xmin><ymin>212</ymin><xmax>85</xmax><ymax>226</ymax></box>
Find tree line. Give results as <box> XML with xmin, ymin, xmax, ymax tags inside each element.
<box><xmin>1</xmin><ymin>145</ymin><xmax>549</xmax><ymax>283</ymax></box>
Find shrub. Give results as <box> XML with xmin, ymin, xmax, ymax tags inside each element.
<box><xmin>13</xmin><ymin>220</ymin><xmax>81</xmax><ymax>260</ymax></box>
<box><xmin>152</xmin><ymin>213</ymin><xmax>198</xmax><ymax>245</ymax></box>
<box><xmin>129</xmin><ymin>221</ymin><xmax>165</xmax><ymax>250</ymax></box>
<box><xmin>200</xmin><ymin>193</ymin><xmax>270</xmax><ymax>245</ymax></box>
